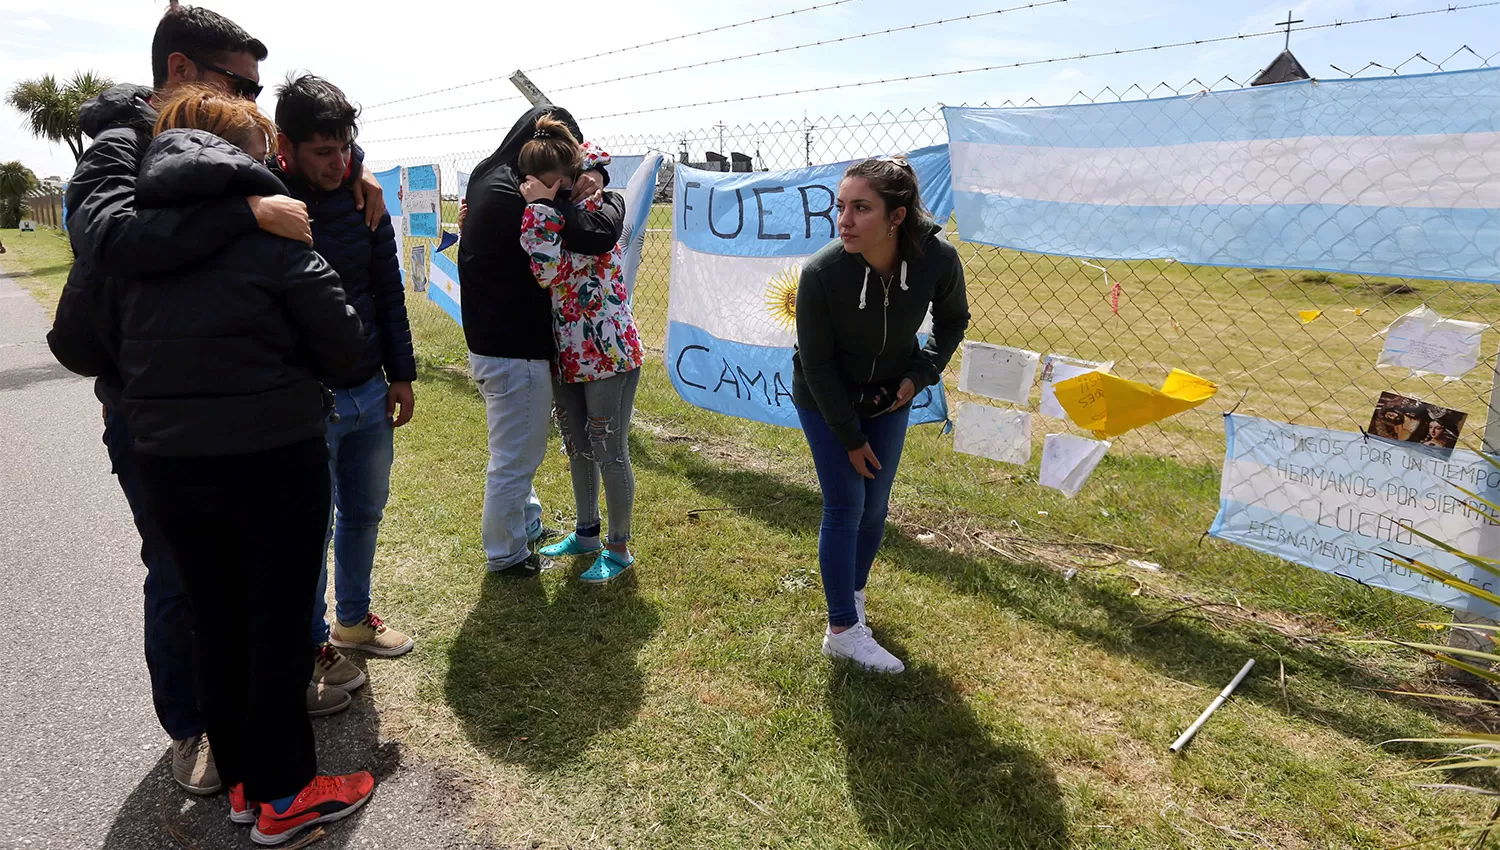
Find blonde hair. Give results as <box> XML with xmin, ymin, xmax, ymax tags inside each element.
<box><xmin>153</xmin><ymin>84</ymin><xmax>277</xmax><ymax>155</ymax></box>
<box><xmin>517</xmin><ymin>114</ymin><xmax>581</xmax><ymax>179</ymax></box>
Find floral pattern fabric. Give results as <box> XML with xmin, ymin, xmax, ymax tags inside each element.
<box><xmin>520</xmin><ymin>146</ymin><xmax>644</xmax><ymax>383</ymax></box>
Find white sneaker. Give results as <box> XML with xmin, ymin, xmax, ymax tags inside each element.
<box><xmin>854</xmin><ymin>589</ymin><xmax>867</xmax><ymax>625</ymax></box>
<box><xmin>822</xmin><ymin>623</ymin><xmax>905</xmax><ymax>673</ymax></box>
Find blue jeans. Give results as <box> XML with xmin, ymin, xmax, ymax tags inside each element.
<box><xmin>552</xmin><ymin>369</ymin><xmax>640</xmax><ymax>544</ymax></box>
<box><xmin>798</xmin><ymin>404</ymin><xmax>911</xmax><ymax>629</ymax></box>
<box><xmin>103</xmin><ymin>408</ymin><xmax>203</xmax><ymax>741</ymax></box>
<box><xmin>470</xmin><ymin>354</ymin><xmax>552</xmax><ymax>570</ymax></box>
<box><xmin>313</xmin><ymin>374</ymin><xmax>395</xmax><ymax>644</ymax></box>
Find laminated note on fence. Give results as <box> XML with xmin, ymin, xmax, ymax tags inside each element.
<box><xmin>953</xmin><ymin>404</ymin><xmax>1032</xmax><ymax>465</ymax></box>
<box><xmin>1040</xmin><ymin>434</ymin><xmax>1110</xmax><ymax>498</ymax></box>
<box><xmin>1040</xmin><ymin>355</ymin><xmax>1114</xmax><ymax>420</ymax></box>
<box><xmin>958</xmin><ymin>343</ymin><xmax>1040</xmax><ymax>404</ymax></box>
<box><xmin>1377</xmin><ymin>305</ymin><xmax>1486</xmax><ymax>380</ymax></box>
<box><xmin>1053</xmin><ymin>369</ymin><xmax>1217</xmax><ymax>438</ymax></box>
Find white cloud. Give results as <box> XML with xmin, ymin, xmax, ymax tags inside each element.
<box><xmin>14</xmin><ymin>17</ymin><xmax>50</xmax><ymax>31</ymax></box>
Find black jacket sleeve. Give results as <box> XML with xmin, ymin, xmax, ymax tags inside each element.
<box><xmin>796</xmin><ymin>266</ymin><xmax>866</xmax><ymax>451</ymax></box>
<box><xmin>48</xmin><ymin>260</ymin><xmax>114</xmax><ymax>378</ymax></box>
<box><xmin>69</xmin><ymin>127</ymin><xmax>258</xmax><ymax>279</ymax></box>
<box><xmin>369</xmin><ymin>212</ymin><xmax>416</xmax><ymax>383</ymax></box>
<box><xmin>271</xmin><ymin>242</ymin><xmax>369</xmax><ymax>385</ymax></box>
<box><xmin>904</xmin><ymin>247</ymin><xmax>971</xmax><ymax>391</ymax></box>
<box><xmin>559</xmin><ymin>190</ymin><xmax>625</xmax><ymax>256</ymax></box>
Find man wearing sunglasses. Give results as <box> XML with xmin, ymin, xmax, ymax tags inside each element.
<box><xmin>48</xmin><ymin>3</ymin><xmax>389</xmax><ymax>801</ymax></box>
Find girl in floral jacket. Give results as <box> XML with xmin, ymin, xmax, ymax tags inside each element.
<box><xmin>519</xmin><ymin>115</ymin><xmax>644</xmax><ymax>583</ymax></box>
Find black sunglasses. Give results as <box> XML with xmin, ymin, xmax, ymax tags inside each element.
<box><xmin>188</xmin><ymin>55</ymin><xmax>263</xmax><ymax>100</ymax></box>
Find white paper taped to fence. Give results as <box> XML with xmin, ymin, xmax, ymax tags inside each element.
<box><xmin>958</xmin><ymin>343</ymin><xmax>1040</xmax><ymax>404</ymax></box>
<box><xmin>954</xmin><ymin>404</ymin><xmax>1032</xmax><ymax>465</ymax></box>
<box><xmin>1210</xmin><ymin>414</ymin><xmax>1500</xmax><ymax>617</ymax></box>
<box><xmin>1377</xmin><ymin>305</ymin><xmax>1487</xmax><ymax>379</ymax></box>
<box><xmin>1040</xmin><ymin>355</ymin><xmax>1114</xmax><ymax>420</ymax></box>
<box><xmin>1040</xmin><ymin>434</ymin><xmax>1110</xmax><ymax>498</ymax></box>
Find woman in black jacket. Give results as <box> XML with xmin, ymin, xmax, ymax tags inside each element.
<box><xmin>120</xmin><ymin>86</ymin><xmax>375</xmax><ymax>844</ymax></box>
<box><xmin>793</xmin><ymin>156</ymin><xmax>970</xmax><ymax>674</ymax></box>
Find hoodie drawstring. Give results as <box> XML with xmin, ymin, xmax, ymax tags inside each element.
<box><xmin>858</xmin><ymin>266</ymin><xmax>869</xmax><ymax>310</ymax></box>
<box><xmin>899</xmin><ymin>260</ymin><xmax>909</xmax><ymax>291</ymax></box>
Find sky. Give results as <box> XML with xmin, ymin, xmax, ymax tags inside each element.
<box><xmin>3</xmin><ymin>0</ymin><xmax>1499</xmax><ymax>179</ymax></box>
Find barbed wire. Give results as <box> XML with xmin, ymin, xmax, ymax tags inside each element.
<box><xmin>362</xmin><ymin>0</ymin><xmax>865</xmax><ymax>111</ymax></box>
<box><xmin>364</xmin><ymin>0</ymin><xmax>1069</xmax><ymax>125</ymax></box>
<box><xmin>363</xmin><ymin>1</ymin><xmax>1500</xmax><ymax>144</ymax></box>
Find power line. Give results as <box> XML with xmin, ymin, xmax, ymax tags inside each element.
<box><xmin>362</xmin><ymin>2</ymin><xmax>1500</xmax><ymax>144</ymax></box>
<box><xmin>362</xmin><ymin>0</ymin><xmax>863</xmax><ymax>111</ymax></box>
<box><xmin>365</xmin><ymin>0</ymin><xmax>1068</xmax><ymax>125</ymax></box>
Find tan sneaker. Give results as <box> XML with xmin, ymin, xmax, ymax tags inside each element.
<box><xmin>306</xmin><ymin>680</ymin><xmax>351</xmax><ymax>717</ymax></box>
<box><xmin>331</xmin><ymin>612</ymin><xmax>414</xmax><ymax>658</ymax></box>
<box><xmin>171</xmin><ymin>733</ymin><xmax>222</xmax><ymax>795</ymax></box>
<box><xmin>313</xmin><ymin>642</ymin><xmax>366</xmax><ymax>691</ymax></box>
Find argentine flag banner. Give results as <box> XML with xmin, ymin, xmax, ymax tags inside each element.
<box><xmin>946</xmin><ymin>68</ymin><xmax>1500</xmax><ymax>283</ymax></box>
<box><xmin>607</xmin><ymin>152</ymin><xmax>665</xmax><ymax>298</ymax></box>
<box><xmin>667</xmin><ymin>145</ymin><xmax>955</xmax><ymax>429</ymax></box>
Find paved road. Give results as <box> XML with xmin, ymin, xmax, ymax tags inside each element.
<box><xmin>0</xmin><ymin>268</ymin><xmax>478</xmax><ymax>850</ymax></box>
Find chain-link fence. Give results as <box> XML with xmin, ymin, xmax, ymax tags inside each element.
<box><xmin>368</xmin><ymin>49</ymin><xmax>1500</xmax><ymax>632</ymax></box>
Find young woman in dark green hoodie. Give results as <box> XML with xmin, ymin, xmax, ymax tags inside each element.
<box><xmin>792</xmin><ymin>156</ymin><xmax>970</xmax><ymax>673</ymax></box>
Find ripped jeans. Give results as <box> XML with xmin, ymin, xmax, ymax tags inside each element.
<box><xmin>552</xmin><ymin>368</ymin><xmax>641</xmax><ymax>545</ymax></box>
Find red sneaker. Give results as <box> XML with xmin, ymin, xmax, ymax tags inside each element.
<box><xmin>228</xmin><ymin>783</ymin><xmax>256</xmax><ymax>825</ymax></box>
<box><xmin>250</xmin><ymin>772</ymin><xmax>375</xmax><ymax>846</ymax></box>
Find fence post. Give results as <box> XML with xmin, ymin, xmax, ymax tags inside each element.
<box><xmin>1445</xmin><ymin>349</ymin><xmax>1500</xmax><ymax>682</ymax></box>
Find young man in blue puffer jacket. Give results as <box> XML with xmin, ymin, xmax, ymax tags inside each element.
<box><xmin>272</xmin><ymin>74</ymin><xmax>418</xmax><ymax>694</ymax></box>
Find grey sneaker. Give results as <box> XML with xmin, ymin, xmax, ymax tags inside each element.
<box><xmin>313</xmin><ymin>642</ymin><xmax>367</xmax><ymax>691</ymax></box>
<box><xmin>306</xmin><ymin>680</ymin><xmax>352</xmax><ymax>717</ymax></box>
<box><xmin>488</xmin><ymin>552</ymin><xmax>551</xmax><ymax>578</ymax></box>
<box><xmin>171</xmin><ymin>733</ymin><xmax>222</xmax><ymax>795</ymax></box>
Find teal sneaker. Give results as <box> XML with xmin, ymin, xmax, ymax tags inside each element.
<box><xmin>539</xmin><ymin>533</ymin><xmax>603</xmax><ymax>558</ymax></box>
<box><xmin>579</xmin><ymin>550</ymin><xmax>634</xmax><ymax>584</ymax></box>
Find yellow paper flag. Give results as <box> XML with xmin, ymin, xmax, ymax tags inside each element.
<box><xmin>1298</xmin><ymin>310</ymin><xmax>1323</xmax><ymax>324</ymax></box>
<box><xmin>1053</xmin><ymin>369</ymin><xmax>1218</xmax><ymax>438</ymax></box>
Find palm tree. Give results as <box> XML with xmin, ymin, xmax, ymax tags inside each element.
<box><xmin>0</xmin><ymin>162</ymin><xmax>39</xmax><ymax>228</ymax></box>
<box><xmin>6</xmin><ymin>71</ymin><xmax>114</xmax><ymax>162</ymax></box>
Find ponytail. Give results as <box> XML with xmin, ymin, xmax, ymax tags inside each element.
<box><xmin>518</xmin><ymin>113</ymin><xmax>583</xmax><ymax>179</ymax></box>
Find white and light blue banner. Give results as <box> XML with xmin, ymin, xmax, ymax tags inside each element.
<box><xmin>667</xmin><ymin>145</ymin><xmax>954</xmax><ymax>429</ymax></box>
<box><xmin>1211</xmin><ymin>414</ymin><xmax>1500</xmax><ymax>617</ymax></box>
<box><xmin>946</xmin><ymin>68</ymin><xmax>1500</xmax><ymax>283</ymax></box>
<box><xmin>611</xmin><ymin>153</ymin><xmax>664</xmax><ymax>297</ymax></box>
<box><xmin>374</xmin><ymin>166</ymin><xmax>406</xmax><ymax>285</ymax></box>
<box><xmin>429</xmin><ymin>250</ymin><xmax>462</xmax><ymax>325</ymax></box>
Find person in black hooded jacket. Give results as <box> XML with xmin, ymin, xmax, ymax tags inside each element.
<box><xmin>126</xmin><ymin>87</ymin><xmax>377</xmax><ymax>843</ymax></box>
<box><xmin>42</xmin><ymin>5</ymin><xmax>323</xmax><ymax>799</ymax></box>
<box><xmin>458</xmin><ymin>106</ymin><xmax>623</xmax><ymax>577</ymax></box>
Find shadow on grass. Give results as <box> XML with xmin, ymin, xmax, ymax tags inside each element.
<box><xmin>445</xmin><ymin>559</ymin><xmax>661</xmax><ymax>771</ymax></box>
<box><xmin>831</xmin><ymin>655</ymin><xmax>1071</xmax><ymax>849</ymax></box>
<box><xmin>638</xmin><ymin>441</ymin><xmax>1471</xmax><ymax>752</ymax></box>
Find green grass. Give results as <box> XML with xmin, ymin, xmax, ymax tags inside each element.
<box><xmin>17</xmin><ymin>224</ymin><xmax>1497</xmax><ymax>846</ymax></box>
<box><xmin>0</xmin><ymin>226</ymin><xmax>73</xmax><ymax>314</ymax></box>
<box><xmin>353</xmin><ymin>292</ymin><xmax>1495</xmax><ymax>849</ymax></box>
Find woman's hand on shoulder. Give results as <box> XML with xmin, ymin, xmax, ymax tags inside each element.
<box><xmin>248</xmin><ymin>195</ymin><xmax>312</xmax><ymax>246</ymax></box>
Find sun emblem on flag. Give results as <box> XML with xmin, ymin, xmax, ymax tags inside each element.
<box><xmin>765</xmin><ymin>264</ymin><xmax>800</xmax><ymax>328</ymax></box>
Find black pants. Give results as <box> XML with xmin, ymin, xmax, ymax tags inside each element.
<box><xmin>138</xmin><ymin>438</ymin><xmax>330</xmax><ymax>801</ymax></box>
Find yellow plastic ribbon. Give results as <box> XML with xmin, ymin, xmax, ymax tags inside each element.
<box><xmin>1053</xmin><ymin>369</ymin><xmax>1219</xmax><ymax>438</ymax></box>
